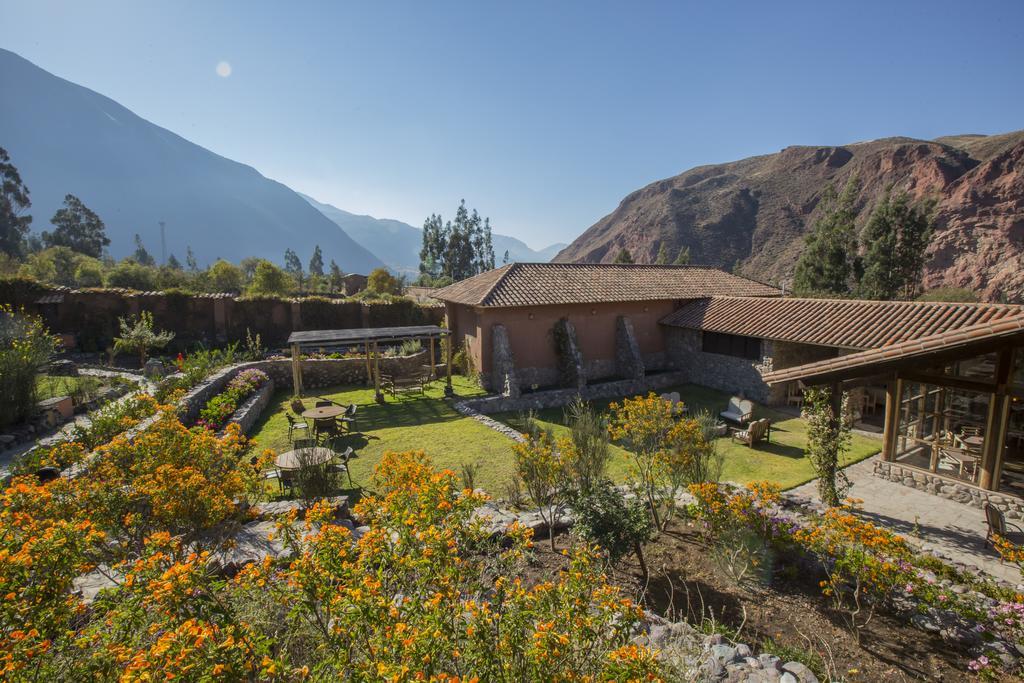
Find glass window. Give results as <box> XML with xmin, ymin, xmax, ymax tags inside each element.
<box><xmin>893</xmin><ymin>381</ymin><xmax>989</xmax><ymax>487</ymax></box>
<box><xmin>702</xmin><ymin>332</ymin><xmax>761</xmax><ymax>360</ymax></box>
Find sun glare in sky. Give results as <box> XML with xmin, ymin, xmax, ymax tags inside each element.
<box><xmin>215</xmin><ymin>61</ymin><xmax>232</xmax><ymax>78</ymax></box>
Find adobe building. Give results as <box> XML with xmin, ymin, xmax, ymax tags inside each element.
<box><xmin>434</xmin><ymin>263</ymin><xmax>1020</xmax><ymax>406</ymax></box>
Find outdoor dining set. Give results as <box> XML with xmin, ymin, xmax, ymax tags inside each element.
<box><xmin>266</xmin><ymin>398</ymin><xmax>361</xmax><ymax>495</ymax></box>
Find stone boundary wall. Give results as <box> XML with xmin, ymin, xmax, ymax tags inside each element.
<box><xmin>873</xmin><ymin>460</ymin><xmax>1024</xmax><ymax>520</ymax></box>
<box><xmin>458</xmin><ymin>370</ymin><xmax>689</xmax><ymax>415</ymax></box>
<box><xmin>176</xmin><ymin>351</ymin><xmax>432</xmax><ymax>424</ymax></box>
<box><xmin>1</xmin><ymin>280</ymin><xmax>443</xmax><ymax>351</ymax></box>
<box><xmin>222</xmin><ymin>380</ymin><xmax>276</xmax><ymax>436</ymax></box>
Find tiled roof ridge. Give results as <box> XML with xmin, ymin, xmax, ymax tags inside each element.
<box><xmin>702</xmin><ymin>294</ymin><xmax>1021</xmax><ymax>310</ymax></box>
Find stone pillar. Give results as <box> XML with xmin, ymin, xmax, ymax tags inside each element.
<box><xmin>490</xmin><ymin>324</ymin><xmax>520</xmax><ymax>398</ymax></box>
<box><xmin>552</xmin><ymin>318</ymin><xmax>585</xmax><ymax>390</ymax></box>
<box><xmin>614</xmin><ymin>316</ymin><xmax>645</xmax><ymax>380</ymax></box>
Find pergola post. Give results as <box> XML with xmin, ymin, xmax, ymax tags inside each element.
<box><xmin>428</xmin><ymin>336</ymin><xmax>436</xmax><ymax>380</ymax></box>
<box><xmin>444</xmin><ymin>333</ymin><xmax>454</xmax><ymax>397</ymax></box>
<box><xmin>365</xmin><ymin>341</ymin><xmax>372</xmax><ymax>387</ymax></box>
<box><xmin>373</xmin><ymin>341</ymin><xmax>384</xmax><ymax>404</ymax></box>
<box><xmin>291</xmin><ymin>343</ymin><xmax>303</xmax><ymax>397</ymax></box>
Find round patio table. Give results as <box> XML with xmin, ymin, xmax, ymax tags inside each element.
<box><xmin>301</xmin><ymin>406</ymin><xmax>346</xmax><ymax>420</ymax></box>
<box><xmin>275</xmin><ymin>446</ymin><xmax>334</xmax><ymax>470</ymax></box>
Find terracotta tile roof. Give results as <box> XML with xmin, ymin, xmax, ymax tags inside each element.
<box><xmin>763</xmin><ymin>314</ymin><xmax>1024</xmax><ymax>385</ymax></box>
<box><xmin>660</xmin><ymin>296</ymin><xmax>1022</xmax><ymax>350</ymax></box>
<box><xmin>432</xmin><ymin>263</ymin><xmax>782</xmax><ymax>307</ymax></box>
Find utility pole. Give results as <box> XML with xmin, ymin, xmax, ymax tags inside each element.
<box><xmin>159</xmin><ymin>221</ymin><xmax>166</xmax><ymax>265</ymax></box>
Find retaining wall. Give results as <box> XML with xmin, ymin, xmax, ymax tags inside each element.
<box><xmin>873</xmin><ymin>460</ymin><xmax>1024</xmax><ymax>520</ymax></box>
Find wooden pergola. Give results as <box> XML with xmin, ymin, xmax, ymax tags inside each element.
<box><xmin>286</xmin><ymin>325</ymin><xmax>452</xmax><ymax>403</ymax></box>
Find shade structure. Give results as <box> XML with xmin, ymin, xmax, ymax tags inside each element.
<box><xmin>288</xmin><ymin>325</ymin><xmax>452</xmax><ymax>402</ymax></box>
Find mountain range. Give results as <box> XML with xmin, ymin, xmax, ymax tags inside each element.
<box><xmin>555</xmin><ymin>130</ymin><xmax>1024</xmax><ymax>302</ymax></box>
<box><xmin>0</xmin><ymin>48</ymin><xmax>563</xmax><ymax>276</ymax></box>
<box><xmin>299</xmin><ymin>193</ymin><xmax>566</xmax><ymax>276</ymax></box>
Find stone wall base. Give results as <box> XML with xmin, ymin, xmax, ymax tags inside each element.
<box><xmin>873</xmin><ymin>460</ymin><xmax>1024</xmax><ymax>520</ymax></box>
<box><xmin>458</xmin><ymin>371</ymin><xmax>690</xmax><ymax>415</ymax></box>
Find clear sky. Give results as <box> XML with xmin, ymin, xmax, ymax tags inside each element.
<box><xmin>2</xmin><ymin>0</ymin><xmax>1022</xmax><ymax>249</ymax></box>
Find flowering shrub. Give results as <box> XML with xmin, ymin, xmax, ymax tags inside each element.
<box><xmin>0</xmin><ymin>304</ymin><xmax>57</xmax><ymax>428</ymax></box>
<box><xmin>197</xmin><ymin>368</ymin><xmax>269</xmax><ymax>431</ymax></box>
<box><xmin>512</xmin><ymin>428</ymin><xmax>570</xmax><ymax>549</ymax></box>
<box><xmin>608</xmin><ymin>393</ymin><xmax>710</xmax><ymax>530</ymax></box>
<box><xmin>794</xmin><ymin>505</ymin><xmax>915</xmax><ymax>642</ymax></box>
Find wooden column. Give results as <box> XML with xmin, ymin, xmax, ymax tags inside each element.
<box><xmin>365</xmin><ymin>341</ymin><xmax>372</xmax><ymax>387</ymax></box>
<box><xmin>444</xmin><ymin>334</ymin><xmax>454</xmax><ymax>397</ymax></box>
<box><xmin>429</xmin><ymin>336</ymin><xmax>436</xmax><ymax>379</ymax></box>
<box><xmin>373</xmin><ymin>341</ymin><xmax>384</xmax><ymax>404</ymax></box>
<box><xmin>881</xmin><ymin>377</ymin><xmax>901</xmax><ymax>462</ymax></box>
<box><xmin>979</xmin><ymin>348</ymin><xmax>1013</xmax><ymax>491</ymax></box>
<box><xmin>291</xmin><ymin>343</ymin><xmax>302</xmax><ymax>397</ymax></box>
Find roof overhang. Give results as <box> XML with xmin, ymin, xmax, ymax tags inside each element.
<box><xmin>764</xmin><ymin>315</ymin><xmax>1024</xmax><ymax>386</ymax></box>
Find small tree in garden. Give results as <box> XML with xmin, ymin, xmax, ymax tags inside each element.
<box><xmin>512</xmin><ymin>428</ymin><xmax>568</xmax><ymax>550</ymax></box>
<box><xmin>607</xmin><ymin>393</ymin><xmax>708</xmax><ymax>530</ymax></box>
<box><xmin>112</xmin><ymin>310</ymin><xmax>174</xmax><ymax>366</ymax></box>
<box><xmin>803</xmin><ymin>385</ymin><xmax>852</xmax><ymax>507</ymax></box>
<box><xmin>572</xmin><ymin>479</ymin><xmax>654</xmax><ymax>577</ymax></box>
<box><xmin>0</xmin><ymin>304</ymin><xmax>57</xmax><ymax>428</ymax></box>
<box><xmin>563</xmin><ymin>396</ymin><xmax>610</xmax><ymax>495</ymax></box>
<box><xmin>367</xmin><ymin>266</ymin><xmax>402</xmax><ymax>295</ymax></box>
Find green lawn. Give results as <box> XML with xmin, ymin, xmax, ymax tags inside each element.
<box><xmin>494</xmin><ymin>384</ymin><xmax>882</xmax><ymax>491</ymax></box>
<box><xmin>248</xmin><ymin>376</ymin><xmax>520</xmax><ymax>495</ymax></box>
<box><xmin>248</xmin><ymin>379</ymin><xmax>882</xmax><ymax>498</ymax></box>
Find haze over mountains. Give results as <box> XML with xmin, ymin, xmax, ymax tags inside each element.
<box><xmin>556</xmin><ymin>130</ymin><xmax>1024</xmax><ymax>302</ymax></box>
<box><xmin>0</xmin><ymin>48</ymin><xmax>385</xmax><ymax>273</ymax></box>
<box><xmin>0</xmin><ymin>48</ymin><xmax>564</xmax><ymax>277</ymax></box>
<box><xmin>300</xmin><ymin>193</ymin><xmax>566</xmax><ymax>276</ymax></box>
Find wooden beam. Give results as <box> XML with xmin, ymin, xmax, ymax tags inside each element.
<box><xmin>365</xmin><ymin>341</ymin><xmax>371</xmax><ymax>387</ymax></box>
<box><xmin>373</xmin><ymin>341</ymin><xmax>383</xmax><ymax>404</ymax></box>
<box><xmin>291</xmin><ymin>343</ymin><xmax>302</xmax><ymax>397</ymax></box>
<box><xmin>980</xmin><ymin>348</ymin><xmax>1014</xmax><ymax>490</ymax></box>
<box><xmin>444</xmin><ymin>334</ymin><xmax>454</xmax><ymax>397</ymax></box>
<box><xmin>881</xmin><ymin>378</ymin><xmax>901</xmax><ymax>462</ymax></box>
<box><xmin>900</xmin><ymin>371</ymin><xmax>997</xmax><ymax>394</ymax></box>
<box><xmin>429</xmin><ymin>336</ymin><xmax>436</xmax><ymax>380</ymax></box>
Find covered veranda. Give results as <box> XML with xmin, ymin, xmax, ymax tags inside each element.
<box><xmin>766</xmin><ymin>314</ymin><xmax>1024</xmax><ymax>506</ymax></box>
<box><xmin>287</xmin><ymin>325</ymin><xmax>452</xmax><ymax>403</ymax></box>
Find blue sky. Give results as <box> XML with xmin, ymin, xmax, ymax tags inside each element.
<box><xmin>2</xmin><ymin>0</ymin><xmax>1022</xmax><ymax>249</ymax></box>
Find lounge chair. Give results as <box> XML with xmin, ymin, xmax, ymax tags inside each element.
<box><xmin>720</xmin><ymin>397</ymin><xmax>753</xmax><ymax>425</ymax></box>
<box><xmin>731</xmin><ymin>418</ymin><xmax>771</xmax><ymax>447</ymax></box>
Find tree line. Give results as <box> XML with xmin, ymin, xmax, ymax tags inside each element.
<box><xmin>791</xmin><ymin>177</ymin><xmax>939</xmax><ymax>300</ymax></box>
<box><xmin>418</xmin><ymin>199</ymin><xmax>495</xmax><ymax>286</ymax></box>
<box><xmin>0</xmin><ymin>146</ymin><xmax>407</xmax><ymax>298</ymax></box>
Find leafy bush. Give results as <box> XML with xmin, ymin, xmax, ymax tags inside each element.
<box><xmin>0</xmin><ymin>305</ymin><xmax>57</xmax><ymax>428</ymax></box>
<box><xmin>0</xmin><ymin>449</ymin><xmax>662</xmax><ymax>679</ymax></box>
<box><xmin>112</xmin><ymin>311</ymin><xmax>175</xmax><ymax>366</ymax></box>
<box><xmin>571</xmin><ymin>479</ymin><xmax>653</xmax><ymax>576</ymax></box>
<box><xmin>608</xmin><ymin>393</ymin><xmax>709</xmax><ymax>530</ymax></box>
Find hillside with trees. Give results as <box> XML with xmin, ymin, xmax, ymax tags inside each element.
<box><xmin>555</xmin><ymin>130</ymin><xmax>1024</xmax><ymax>302</ymax></box>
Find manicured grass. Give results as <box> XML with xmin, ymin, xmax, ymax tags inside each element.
<box><xmin>248</xmin><ymin>376</ymin><xmax>520</xmax><ymax>495</ymax></box>
<box><xmin>35</xmin><ymin>374</ymin><xmax>104</xmax><ymax>401</ymax></box>
<box><xmin>494</xmin><ymin>383</ymin><xmax>882</xmax><ymax>490</ymax></box>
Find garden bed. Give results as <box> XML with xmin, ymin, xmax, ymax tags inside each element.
<box><xmin>525</xmin><ymin>523</ymin><xmax>991</xmax><ymax>681</ymax></box>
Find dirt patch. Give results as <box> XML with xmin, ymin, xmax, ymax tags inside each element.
<box><xmin>523</xmin><ymin>520</ymin><xmax>1001</xmax><ymax>682</ymax></box>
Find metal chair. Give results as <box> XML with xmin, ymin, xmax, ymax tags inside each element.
<box><xmin>326</xmin><ymin>437</ymin><xmax>354</xmax><ymax>487</ymax></box>
<box><xmin>285</xmin><ymin>413</ymin><xmax>309</xmax><ymax>442</ymax></box>
<box><xmin>984</xmin><ymin>502</ymin><xmax>1024</xmax><ymax>548</ymax></box>
<box><xmin>342</xmin><ymin>403</ymin><xmax>358</xmax><ymax>432</ymax></box>
<box><xmin>293</xmin><ymin>438</ymin><xmax>317</xmax><ymax>450</ymax></box>
<box><xmin>315</xmin><ymin>400</ymin><xmax>332</xmax><ymax>408</ymax></box>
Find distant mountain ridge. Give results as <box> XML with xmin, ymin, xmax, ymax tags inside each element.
<box><xmin>299</xmin><ymin>193</ymin><xmax>566</xmax><ymax>276</ymax></box>
<box><xmin>0</xmin><ymin>49</ymin><xmax>383</xmax><ymax>273</ymax></box>
<box><xmin>555</xmin><ymin>130</ymin><xmax>1024</xmax><ymax>302</ymax></box>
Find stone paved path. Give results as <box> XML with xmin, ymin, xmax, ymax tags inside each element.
<box><xmin>791</xmin><ymin>455</ymin><xmax>1024</xmax><ymax>586</ymax></box>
